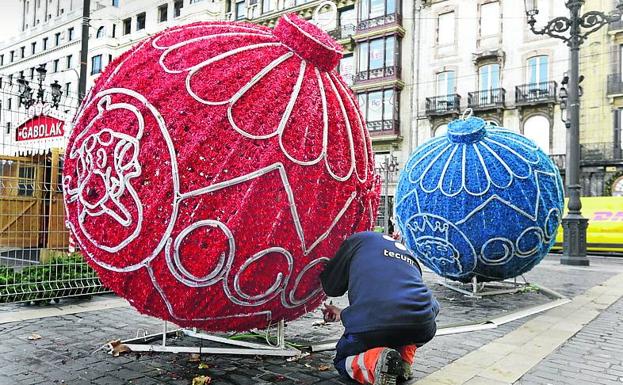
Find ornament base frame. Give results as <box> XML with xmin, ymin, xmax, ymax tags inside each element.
<box><xmin>437</xmin><ymin>275</ymin><xmax>533</xmax><ymax>298</ymax></box>
<box><xmin>119</xmin><ymin>319</ymin><xmax>300</xmax><ymax>357</ymax></box>
<box><xmin>308</xmin><ymin>280</ymin><xmax>569</xmax><ymax>353</ymax></box>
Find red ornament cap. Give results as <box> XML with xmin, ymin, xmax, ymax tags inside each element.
<box><xmin>274</xmin><ymin>13</ymin><xmax>343</xmax><ymax>72</ymax></box>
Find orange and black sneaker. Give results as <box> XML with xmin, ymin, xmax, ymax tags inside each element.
<box><xmin>373</xmin><ymin>348</ymin><xmax>403</xmax><ymax>385</ymax></box>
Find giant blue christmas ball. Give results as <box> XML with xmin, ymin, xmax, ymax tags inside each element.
<box><xmin>395</xmin><ymin>116</ymin><xmax>564</xmax><ymax>282</ymax></box>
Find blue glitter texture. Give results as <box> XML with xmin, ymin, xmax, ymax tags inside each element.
<box><xmin>395</xmin><ymin>116</ymin><xmax>564</xmax><ymax>282</ymax></box>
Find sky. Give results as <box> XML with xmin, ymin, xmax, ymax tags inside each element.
<box><xmin>0</xmin><ymin>1</ymin><xmax>23</xmax><ymax>45</ymax></box>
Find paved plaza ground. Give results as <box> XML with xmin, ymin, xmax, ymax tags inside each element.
<box><xmin>1</xmin><ymin>254</ymin><xmax>622</xmax><ymax>385</ymax></box>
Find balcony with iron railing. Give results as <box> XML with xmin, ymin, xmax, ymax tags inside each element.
<box><xmin>425</xmin><ymin>94</ymin><xmax>461</xmax><ymax>117</ymax></box>
<box><xmin>581</xmin><ymin>142</ymin><xmax>623</xmax><ymax>163</ymax></box>
<box><xmin>549</xmin><ymin>154</ymin><xmax>566</xmax><ymax>171</ymax></box>
<box><xmin>467</xmin><ymin>88</ymin><xmax>506</xmax><ymax>110</ymax></box>
<box><xmin>547</xmin><ymin>144</ymin><xmax>623</xmax><ymax>170</ymax></box>
<box><xmin>356</xmin><ymin>13</ymin><xmax>402</xmax><ymax>32</ymax></box>
<box><xmin>367</xmin><ymin>119</ymin><xmax>400</xmax><ymax>138</ymax></box>
<box><xmin>329</xmin><ymin>24</ymin><xmax>356</xmax><ymax>41</ymax></box>
<box><xmin>515</xmin><ymin>81</ymin><xmax>557</xmax><ymax>106</ymax></box>
<box><xmin>609</xmin><ymin>18</ymin><xmax>623</xmax><ymax>32</ymax></box>
<box><xmin>355</xmin><ymin>65</ymin><xmax>401</xmax><ymax>83</ymax></box>
<box><xmin>607</xmin><ymin>73</ymin><xmax>623</xmax><ymax>96</ymax></box>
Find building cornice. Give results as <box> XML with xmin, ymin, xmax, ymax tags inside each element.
<box><xmin>0</xmin><ymin>40</ymin><xmax>81</xmax><ymax>73</ymax></box>
<box><xmin>0</xmin><ymin>15</ymin><xmax>82</xmax><ymax>51</ymax></box>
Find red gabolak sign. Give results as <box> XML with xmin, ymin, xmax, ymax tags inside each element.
<box><xmin>16</xmin><ymin>115</ymin><xmax>64</xmax><ymax>141</ymax></box>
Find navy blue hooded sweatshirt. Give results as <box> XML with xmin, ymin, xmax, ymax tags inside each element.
<box><xmin>320</xmin><ymin>231</ymin><xmax>439</xmax><ymax>334</ymax></box>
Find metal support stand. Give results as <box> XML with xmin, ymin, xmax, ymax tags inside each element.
<box><xmin>437</xmin><ymin>276</ymin><xmax>530</xmax><ymax>298</ymax></box>
<box><xmin>120</xmin><ymin>319</ymin><xmax>300</xmax><ymax>357</ymax></box>
<box><xmin>308</xmin><ymin>281</ymin><xmax>570</xmax><ymax>353</ymax></box>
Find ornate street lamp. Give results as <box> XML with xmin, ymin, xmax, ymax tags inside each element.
<box><xmin>376</xmin><ymin>154</ymin><xmax>399</xmax><ymax>235</ymax></box>
<box><xmin>50</xmin><ymin>80</ymin><xmax>62</xmax><ymax>109</ymax></box>
<box><xmin>17</xmin><ymin>75</ymin><xmax>34</xmax><ymax>109</ymax></box>
<box><xmin>524</xmin><ymin>0</ymin><xmax>623</xmax><ymax>266</ymax></box>
<box><xmin>35</xmin><ymin>64</ymin><xmax>47</xmax><ymax>103</ymax></box>
<box><xmin>50</xmin><ymin>80</ymin><xmax>63</xmax><ymax>110</ymax></box>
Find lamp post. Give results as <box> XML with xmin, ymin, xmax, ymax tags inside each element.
<box><xmin>35</xmin><ymin>64</ymin><xmax>47</xmax><ymax>103</ymax></box>
<box><xmin>524</xmin><ymin>0</ymin><xmax>623</xmax><ymax>266</ymax></box>
<box><xmin>377</xmin><ymin>154</ymin><xmax>399</xmax><ymax>235</ymax></box>
<box><xmin>50</xmin><ymin>80</ymin><xmax>63</xmax><ymax>109</ymax></box>
<box><xmin>17</xmin><ymin>75</ymin><xmax>34</xmax><ymax>109</ymax></box>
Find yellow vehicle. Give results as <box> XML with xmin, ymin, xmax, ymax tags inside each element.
<box><xmin>553</xmin><ymin>197</ymin><xmax>623</xmax><ymax>253</ymax></box>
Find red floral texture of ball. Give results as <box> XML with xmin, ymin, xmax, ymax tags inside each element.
<box><xmin>63</xmin><ymin>14</ymin><xmax>380</xmax><ymax>331</ymax></box>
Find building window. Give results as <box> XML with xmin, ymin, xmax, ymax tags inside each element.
<box><xmin>8</xmin><ymin>74</ymin><xmax>13</xmax><ymax>85</ymax></box>
<box><xmin>479</xmin><ymin>63</ymin><xmax>500</xmax><ymax>91</ymax></box>
<box><xmin>617</xmin><ymin>109</ymin><xmax>623</xmax><ymax>155</ymax></box>
<box><xmin>112</xmin><ymin>0</ymin><xmax>119</xmax><ymax>6</ymax></box>
<box><xmin>66</xmin><ymin>54</ymin><xmax>72</xmax><ymax>68</ymax></box>
<box><xmin>112</xmin><ymin>24</ymin><xmax>117</xmax><ymax>38</ymax></box>
<box><xmin>235</xmin><ymin>1</ymin><xmax>245</xmax><ymax>20</ymax></box>
<box><xmin>20</xmin><ymin>46</ymin><xmax>25</xmax><ymax>58</ymax></box>
<box><xmin>68</xmin><ymin>27</ymin><xmax>74</xmax><ymax>41</ymax></box>
<box><xmin>123</xmin><ymin>18</ymin><xmax>131</xmax><ymax>34</ymax></box>
<box><xmin>53</xmin><ymin>59</ymin><xmax>59</xmax><ymax>72</ymax></box>
<box><xmin>436</xmin><ymin>70</ymin><xmax>456</xmax><ymax>96</ymax></box>
<box><xmin>19</xmin><ymin>70</ymin><xmax>24</xmax><ymax>80</ymax></box>
<box><xmin>10</xmin><ymin>51</ymin><xmax>14</xmax><ymax>62</ymax></box>
<box><xmin>158</xmin><ymin>4</ymin><xmax>168</xmax><ymax>22</ymax></box>
<box><xmin>18</xmin><ymin>165</ymin><xmax>36</xmax><ymax>197</ymax></box>
<box><xmin>65</xmin><ymin>82</ymin><xmax>71</xmax><ymax>95</ymax></box>
<box><xmin>30</xmin><ymin>67</ymin><xmax>35</xmax><ymax>79</ymax></box>
<box><xmin>480</xmin><ymin>1</ymin><xmax>500</xmax><ymax>37</ymax></box>
<box><xmin>357</xmin><ymin>35</ymin><xmax>397</xmax><ymax>80</ymax></box>
<box><xmin>174</xmin><ymin>0</ymin><xmax>183</xmax><ymax>18</ymax></box>
<box><xmin>339</xmin><ymin>8</ymin><xmax>356</xmax><ymax>27</ymax></box>
<box><xmin>0</xmin><ymin>55</ymin><xmax>3</xmax><ymax>66</ymax></box>
<box><xmin>91</xmin><ymin>55</ymin><xmax>102</xmax><ymax>74</ymax></box>
<box><xmin>527</xmin><ymin>55</ymin><xmax>548</xmax><ymax>86</ymax></box>
<box><xmin>262</xmin><ymin>0</ymin><xmax>273</xmax><ymax>13</ymax></box>
<box><xmin>438</xmin><ymin>12</ymin><xmax>455</xmax><ymax>46</ymax></box>
<box><xmin>523</xmin><ymin>115</ymin><xmax>550</xmax><ymax>153</ymax></box>
<box><xmin>43</xmin><ymin>37</ymin><xmax>48</xmax><ymax>50</ymax></box>
<box><xmin>434</xmin><ymin>124</ymin><xmax>448</xmax><ymax>137</ymax></box>
<box><xmin>136</xmin><ymin>12</ymin><xmax>146</xmax><ymax>30</ymax></box>
<box><xmin>357</xmin><ymin>89</ymin><xmax>398</xmax><ymax>131</ymax></box>
<box><xmin>339</xmin><ymin>54</ymin><xmax>355</xmax><ymax>86</ymax></box>
<box><xmin>55</xmin><ymin>32</ymin><xmax>61</xmax><ymax>46</ymax></box>
<box><xmin>8</xmin><ymin>97</ymin><xmax>12</xmax><ymax>109</ymax></box>
<box><xmin>31</xmin><ymin>42</ymin><xmax>36</xmax><ymax>54</ymax></box>
<box><xmin>96</xmin><ymin>26</ymin><xmax>105</xmax><ymax>38</ymax></box>
<box><xmin>375</xmin><ymin>193</ymin><xmax>394</xmax><ymax>233</ymax></box>
<box><xmin>359</xmin><ymin>0</ymin><xmax>398</xmax><ymax>22</ymax></box>
<box><xmin>6</xmin><ymin>122</ymin><xmax>10</xmax><ymax>135</ymax></box>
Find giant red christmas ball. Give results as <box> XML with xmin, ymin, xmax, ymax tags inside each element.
<box><xmin>63</xmin><ymin>14</ymin><xmax>379</xmax><ymax>331</ymax></box>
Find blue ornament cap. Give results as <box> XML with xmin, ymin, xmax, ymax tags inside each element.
<box><xmin>447</xmin><ymin>116</ymin><xmax>487</xmax><ymax>144</ymax></box>
<box><xmin>395</xmin><ymin>116</ymin><xmax>564</xmax><ymax>283</ymax></box>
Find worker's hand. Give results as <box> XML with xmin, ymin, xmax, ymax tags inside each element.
<box><xmin>322</xmin><ymin>302</ymin><xmax>342</xmax><ymax>323</ymax></box>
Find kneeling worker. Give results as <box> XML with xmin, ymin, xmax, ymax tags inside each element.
<box><xmin>320</xmin><ymin>231</ymin><xmax>439</xmax><ymax>385</ymax></box>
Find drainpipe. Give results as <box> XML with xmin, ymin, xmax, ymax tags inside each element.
<box><xmin>410</xmin><ymin>0</ymin><xmax>423</xmax><ymax>153</ymax></box>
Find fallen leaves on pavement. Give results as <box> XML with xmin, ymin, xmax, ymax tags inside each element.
<box><xmin>106</xmin><ymin>339</ymin><xmax>132</xmax><ymax>357</ymax></box>
<box><xmin>189</xmin><ymin>353</ymin><xmax>201</xmax><ymax>362</ymax></box>
<box><xmin>318</xmin><ymin>364</ymin><xmax>331</xmax><ymax>371</ymax></box>
<box><xmin>198</xmin><ymin>362</ymin><xmax>209</xmax><ymax>369</ymax></box>
<box><xmin>192</xmin><ymin>375</ymin><xmax>212</xmax><ymax>385</ymax></box>
<box><xmin>27</xmin><ymin>333</ymin><xmax>42</xmax><ymax>340</ymax></box>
